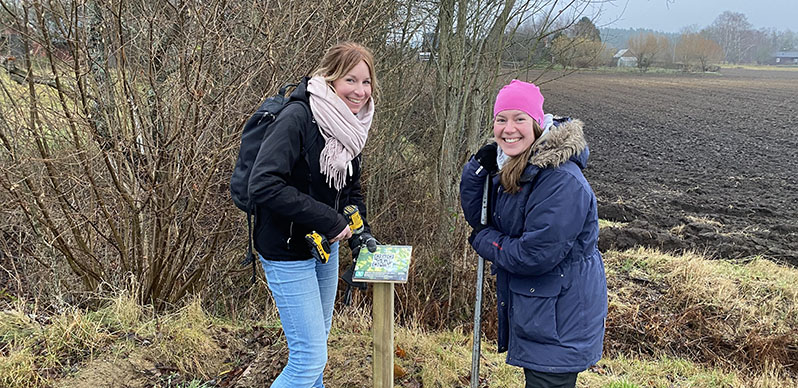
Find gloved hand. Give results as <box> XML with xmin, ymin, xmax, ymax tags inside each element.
<box><xmin>468</xmin><ymin>226</ymin><xmax>486</xmax><ymax>246</ymax></box>
<box><xmin>468</xmin><ymin>227</ymin><xmax>495</xmax><ymax>262</ymax></box>
<box><xmin>342</xmin><ymin>232</ymin><xmax>378</xmax><ymax>302</ymax></box>
<box><xmin>474</xmin><ymin>142</ymin><xmax>498</xmax><ymax>175</ymax></box>
<box><xmin>341</xmin><ymin>264</ymin><xmax>367</xmax><ymax>291</ymax></box>
<box><xmin>349</xmin><ymin>232</ymin><xmax>378</xmax><ymax>259</ymax></box>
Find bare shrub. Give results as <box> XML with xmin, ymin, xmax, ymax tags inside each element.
<box><xmin>0</xmin><ymin>0</ymin><xmax>396</xmax><ymax>308</ymax></box>
<box><xmin>676</xmin><ymin>33</ymin><xmax>725</xmax><ymax>72</ymax></box>
<box><xmin>1</xmin><ymin>0</ymin><xmax>611</xmax><ymax>332</ymax></box>
<box><xmin>551</xmin><ymin>35</ymin><xmax>606</xmax><ymax>68</ymax></box>
<box><xmin>628</xmin><ymin>32</ymin><xmax>670</xmax><ymax>71</ymax></box>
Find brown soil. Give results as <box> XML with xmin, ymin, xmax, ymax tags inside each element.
<box><xmin>540</xmin><ymin>68</ymin><xmax>798</xmax><ymax>265</ymax></box>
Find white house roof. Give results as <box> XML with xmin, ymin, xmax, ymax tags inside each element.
<box><xmin>613</xmin><ymin>49</ymin><xmax>629</xmax><ymax>58</ymax></box>
<box><xmin>775</xmin><ymin>51</ymin><xmax>798</xmax><ymax>57</ymax></box>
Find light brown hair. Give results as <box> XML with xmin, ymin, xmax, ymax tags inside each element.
<box><xmin>500</xmin><ymin>120</ymin><xmax>544</xmax><ymax>194</ymax></box>
<box><xmin>313</xmin><ymin>42</ymin><xmax>377</xmax><ymax>97</ymax></box>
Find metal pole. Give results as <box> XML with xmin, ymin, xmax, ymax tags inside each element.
<box><xmin>471</xmin><ymin>175</ymin><xmax>490</xmax><ymax>388</ymax></box>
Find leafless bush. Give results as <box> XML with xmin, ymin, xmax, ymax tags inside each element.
<box><xmin>0</xmin><ymin>0</ymin><xmax>396</xmax><ymax>309</ymax></box>
<box><xmin>1</xmin><ymin>0</ymin><xmax>610</xmax><ymax>329</ymax></box>
<box><xmin>675</xmin><ymin>33</ymin><xmax>724</xmax><ymax>72</ymax></box>
<box><xmin>627</xmin><ymin>32</ymin><xmax>671</xmax><ymax>71</ymax></box>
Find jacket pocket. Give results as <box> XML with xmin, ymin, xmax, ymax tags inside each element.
<box><xmin>508</xmin><ymin>275</ymin><xmax>564</xmax><ymax>345</ymax></box>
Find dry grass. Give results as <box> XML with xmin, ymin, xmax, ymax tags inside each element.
<box><xmin>151</xmin><ymin>299</ymin><xmax>229</xmax><ymax>379</ymax></box>
<box><xmin>685</xmin><ymin>215</ymin><xmax>723</xmax><ymax>228</ymax></box>
<box><xmin>3</xmin><ymin>247</ymin><xmax>798</xmax><ymax>387</ymax></box>
<box><xmin>578</xmin><ymin>354</ymin><xmax>798</xmax><ymax>388</ymax></box>
<box><xmin>600</xmin><ymin>219</ymin><xmax>628</xmax><ymax>229</ymax></box>
<box><xmin>605</xmin><ymin>248</ymin><xmax>798</xmax><ymax>379</ymax></box>
<box><xmin>0</xmin><ymin>295</ymin><xmax>231</xmax><ymax>387</ymax></box>
<box><xmin>720</xmin><ymin>64</ymin><xmax>798</xmax><ymax>72</ymax></box>
<box><xmin>669</xmin><ymin>224</ymin><xmax>686</xmax><ymax>236</ymax></box>
<box><xmin>325</xmin><ymin>306</ymin><xmax>522</xmax><ymax>387</ymax></box>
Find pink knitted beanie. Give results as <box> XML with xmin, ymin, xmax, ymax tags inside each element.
<box><xmin>493</xmin><ymin>80</ymin><xmax>545</xmax><ymax>125</ymax></box>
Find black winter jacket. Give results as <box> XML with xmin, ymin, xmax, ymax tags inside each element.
<box><xmin>248</xmin><ymin>77</ymin><xmax>370</xmax><ymax>261</ymax></box>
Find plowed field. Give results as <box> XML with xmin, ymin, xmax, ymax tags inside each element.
<box><xmin>540</xmin><ymin>68</ymin><xmax>798</xmax><ymax>265</ymax></box>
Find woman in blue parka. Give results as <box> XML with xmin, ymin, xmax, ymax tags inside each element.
<box><xmin>460</xmin><ymin>80</ymin><xmax>607</xmax><ymax>388</ymax></box>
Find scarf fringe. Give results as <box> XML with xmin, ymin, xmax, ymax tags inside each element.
<box><xmin>320</xmin><ymin>140</ymin><xmax>348</xmax><ymax>190</ymax></box>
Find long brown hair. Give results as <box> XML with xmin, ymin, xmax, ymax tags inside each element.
<box><xmin>500</xmin><ymin>120</ymin><xmax>544</xmax><ymax>194</ymax></box>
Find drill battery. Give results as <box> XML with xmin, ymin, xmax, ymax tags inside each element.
<box><xmin>305</xmin><ymin>232</ymin><xmax>331</xmax><ymax>264</ymax></box>
<box><xmin>306</xmin><ymin>206</ymin><xmax>363</xmax><ymax>264</ymax></box>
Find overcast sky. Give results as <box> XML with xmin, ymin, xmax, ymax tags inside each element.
<box><xmin>594</xmin><ymin>0</ymin><xmax>797</xmax><ymax>33</ymax></box>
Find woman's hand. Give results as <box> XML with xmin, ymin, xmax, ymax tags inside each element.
<box><xmin>475</xmin><ymin>142</ymin><xmax>499</xmax><ymax>174</ymax></box>
<box><xmin>330</xmin><ymin>224</ymin><xmax>353</xmax><ymax>243</ymax></box>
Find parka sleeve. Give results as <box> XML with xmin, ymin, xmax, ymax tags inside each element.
<box><xmin>248</xmin><ymin>104</ymin><xmax>348</xmax><ymax>238</ymax></box>
<box><xmin>459</xmin><ymin>157</ymin><xmax>490</xmax><ymax>229</ymax></box>
<box><xmin>470</xmin><ymin>170</ymin><xmax>592</xmax><ymax>276</ymax></box>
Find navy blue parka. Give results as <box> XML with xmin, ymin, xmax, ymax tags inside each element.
<box><xmin>460</xmin><ymin>119</ymin><xmax>607</xmax><ymax>373</ymax></box>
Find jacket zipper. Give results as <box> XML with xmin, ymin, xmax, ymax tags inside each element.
<box><xmin>287</xmin><ymin>221</ymin><xmax>294</xmax><ymax>249</ymax></box>
<box><xmin>335</xmin><ymin>156</ymin><xmax>355</xmax><ymax>211</ymax></box>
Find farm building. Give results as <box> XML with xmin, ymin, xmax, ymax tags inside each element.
<box><xmin>774</xmin><ymin>51</ymin><xmax>798</xmax><ymax>65</ymax></box>
<box><xmin>613</xmin><ymin>49</ymin><xmax>637</xmax><ymax>67</ymax></box>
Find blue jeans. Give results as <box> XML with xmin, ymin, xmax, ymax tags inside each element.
<box><xmin>260</xmin><ymin>242</ymin><xmax>339</xmax><ymax>388</ymax></box>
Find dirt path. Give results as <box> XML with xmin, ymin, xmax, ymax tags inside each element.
<box><xmin>538</xmin><ymin>68</ymin><xmax>798</xmax><ymax>264</ymax></box>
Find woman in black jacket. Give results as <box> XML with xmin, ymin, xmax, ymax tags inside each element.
<box><xmin>247</xmin><ymin>42</ymin><xmax>378</xmax><ymax>388</ymax></box>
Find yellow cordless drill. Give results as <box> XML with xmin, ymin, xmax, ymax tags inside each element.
<box><xmin>344</xmin><ymin>205</ymin><xmax>364</xmax><ymax>235</ymax></box>
<box><xmin>305</xmin><ymin>205</ymin><xmax>363</xmax><ymax>264</ymax></box>
<box><xmin>304</xmin><ymin>231</ymin><xmax>331</xmax><ymax>263</ymax></box>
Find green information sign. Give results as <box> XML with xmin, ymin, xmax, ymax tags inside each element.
<box><xmin>353</xmin><ymin>245</ymin><xmax>413</xmax><ymax>283</ymax></box>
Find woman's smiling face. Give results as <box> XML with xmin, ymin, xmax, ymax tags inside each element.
<box><xmin>332</xmin><ymin>60</ymin><xmax>372</xmax><ymax>114</ymax></box>
<box><xmin>493</xmin><ymin>110</ymin><xmax>536</xmax><ymax>157</ymax></box>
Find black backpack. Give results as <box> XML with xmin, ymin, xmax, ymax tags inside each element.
<box><xmin>230</xmin><ymin>83</ymin><xmax>311</xmax><ymax>281</ymax></box>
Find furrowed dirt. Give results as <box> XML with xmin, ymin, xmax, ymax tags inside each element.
<box><xmin>539</xmin><ymin>68</ymin><xmax>798</xmax><ymax>265</ymax></box>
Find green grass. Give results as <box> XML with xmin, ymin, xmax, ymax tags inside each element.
<box><xmin>580</xmin><ymin>355</ymin><xmax>739</xmax><ymax>388</ymax></box>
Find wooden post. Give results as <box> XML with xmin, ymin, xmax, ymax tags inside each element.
<box><xmin>373</xmin><ymin>282</ymin><xmax>394</xmax><ymax>388</ymax></box>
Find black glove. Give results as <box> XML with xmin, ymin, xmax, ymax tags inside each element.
<box><xmin>341</xmin><ymin>264</ymin><xmax>367</xmax><ymax>291</ymax></box>
<box><xmin>474</xmin><ymin>142</ymin><xmax>498</xmax><ymax>175</ymax></box>
<box><xmin>349</xmin><ymin>232</ymin><xmax>378</xmax><ymax>259</ymax></box>
<box><xmin>468</xmin><ymin>226</ymin><xmax>485</xmax><ymax>246</ymax></box>
<box><xmin>342</xmin><ymin>232</ymin><xmax>378</xmax><ymax>302</ymax></box>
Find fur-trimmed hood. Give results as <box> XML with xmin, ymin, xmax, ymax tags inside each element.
<box><xmin>521</xmin><ymin>118</ymin><xmax>588</xmax><ymax>181</ymax></box>
<box><xmin>531</xmin><ymin>119</ymin><xmax>587</xmax><ymax>168</ymax></box>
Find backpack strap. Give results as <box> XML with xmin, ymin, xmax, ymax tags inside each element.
<box><xmin>244</xmin><ymin>203</ymin><xmax>257</xmax><ymax>283</ymax></box>
<box><xmin>288</xmin><ymin>100</ymin><xmax>319</xmax><ymax>160</ymax></box>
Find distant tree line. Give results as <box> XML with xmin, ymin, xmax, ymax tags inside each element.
<box><xmin>502</xmin><ymin>16</ymin><xmax>612</xmax><ymax>70</ymax></box>
<box><xmin>595</xmin><ymin>11</ymin><xmax>798</xmax><ymax>71</ymax></box>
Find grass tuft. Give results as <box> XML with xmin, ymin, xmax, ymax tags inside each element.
<box><xmin>605</xmin><ymin>248</ymin><xmax>798</xmax><ymax>377</ymax></box>
<box><xmin>0</xmin><ymin>348</ymin><xmax>44</xmax><ymax>388</ymax></box>
<box><xmin>0</xmin><ymin>310</ymin><xmax>37</xmax><ymax>345</ymax></box>
<box><xmin>151</xmin><ymin>298</ymin><xmax>226</xmax><ymax>379</ymax></box>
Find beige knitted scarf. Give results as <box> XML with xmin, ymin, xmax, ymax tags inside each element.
<box><xmin>307</xmin><ymin>76</ymin><xmax>374</xmax><ymax>190</ymax></box>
